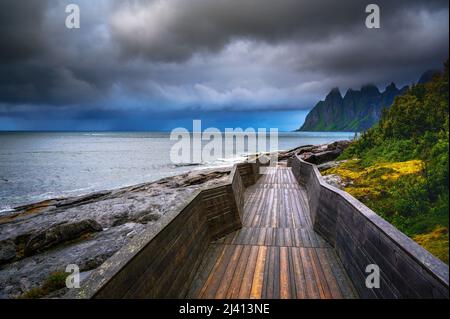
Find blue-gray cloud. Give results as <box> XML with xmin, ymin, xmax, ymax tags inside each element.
<box><xmin>0</xmin><ymin>0</ymin><xmax>448</xmax><ymax>127</ymax></box>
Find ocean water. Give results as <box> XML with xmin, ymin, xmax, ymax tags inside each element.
<box><xmin>0</xmin><ymin>131</ymin><xmax>354</xmax><ymax>209</ymax></box>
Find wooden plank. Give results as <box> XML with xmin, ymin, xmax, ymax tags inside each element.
<box><xmin>250</xmin><ymin>246</ymin><xmax>268</xmax><ymax>299</ymax></box>
<box><xmin>238</xmin><ymin>245</ymin><xmax>260</xmax><ymax>298</ymax></box>
<box><xmin>284</xmin><ymin>228</ymin><xmax>292</xmax><ymax>247</ymax></box>
<box><xmin>290</xmin><ymin>191</ymin><xmax>302</xmax><ymax>228</ymax></box>
<box><xmin>321</xmin><ymin>248</ymin><xmax>357</xmax><ymax>299</ymax></box>
<box><xmin>227</xmin><ymin>245</ymin><xmax>252</xmax><ymax>298</ymax></box>
<box><xmin>270</xmin><ymin>189</ymin><xmax>278</xmax><ymax>228</ymax></box>
<box><xmin>291</xmin><ymin>248</ymin><xmax>307</xmax><ymax>298</ymax></box>
<box><xmin>257</xmin><ymin>227</ymin><xmax>266</xmax><ymax>246</ymax></box>
<box><xmin>242</xmin><ymin>227</ymin><xmax>254</xmax><ymax>245</ymax></box>
<box><xmin>287</xmin><ymin>246</ymin><xmax>298</xmax><ymax>297</ymax></box>
<box><xmin>279</xmin><ymin>246</ymin><xmax>291</xmax><ymax>299</ymax></box>
<box><xmin>251</xmin><ymin>228</ymin><xmax>261</xmax><ymax>246</ymax></box>
<box><xmin>262</xmin><ymin>246</ymin><xmax>275</xmax><ymax>299</ymax></box>
<box><xmin>316</xmin><ymin>248</ymin><xmax>343</xmax><ymax>299</ymax></box>
<box><xmin>201</xmin><ymin>245</ymin><xmax>236</xmax><ymax>298</ymax></box>
<box><xmin>299</xmin><ymin>248</ymin><xmax>320</xmax><ymax>298</ymax></box>
<box><xmin>273</xmin><ymin>247</ymin><xmax>281</xmax><ymax>299</ymax></box>
<box><xmin>274</xmin><ymin>228</ymin><xmax>281</xmax><ymax>246</ymax></box>
<box><xmin>260</xmin><ymin>246</ymin><xmax>270</xmax><ymax>298</ymax></box>
<box><xmin>215</xmin><ymin>245</ymin><xmax>244</xmax><ymax>298</ymax></box>
<box><xmin>300</xmin><ymin>228</ymin><xmax>312</xmax><ymax>247</ymax></box>
<box><xmin>187</xmin><ymin>244</ymin><xmax>223</xmax><ymax>298</ymax></box>
<box><xmin>293</xmin><ymin>229</ymin><xmax>302</xmax><ymax>247</ymax></box>
<box><xmin>308</xmin><ymin>248</ymin><xmax>332</xmax><ymax>299</ymax></box>
<box><xmin>289</xmin><ymin>191</ymin><xmax>297</xmax><ymax>227</ymax></box>
<box><xmin>265</xmin><ymin>227</ymin><xmax>273</xmax><ymax>246</ymax></box>
<box><xmin>283</xmin><ymin>189</ymin><xmax>291</xmax><ymax>227</ymax></box>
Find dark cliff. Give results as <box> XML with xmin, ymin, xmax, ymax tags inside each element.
<box><xmin>298</xmin><ymin>70</ymin><xmax>439</xmax><ymax>132</ymax></box>
<box><xmin>298</xmin><ymin>83</ymin><xmax>407</xmax><ymax>132</ymax></box>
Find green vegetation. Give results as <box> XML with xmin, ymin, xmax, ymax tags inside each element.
<box><xmin>19</xmin><ymin>271</ymin><xmax>68</xmax><ymax>299</ymax></box>
<box><xmin>335</xmin><ymin>61</ymin><xmax>449</xmax><ymax>263</ymax></box>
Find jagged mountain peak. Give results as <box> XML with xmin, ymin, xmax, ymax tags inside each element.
<box><xmin>326</xmin><ymin>87</ymin><xmax>342</xmax><ymax>99</ymax></box>
<box><xmin>360</xmin><ymin>84</ymin><xmax>380</xmax><ymax>95</ymax></box>
<box><xmin>385</xmin><ymin>82</ymin><xmax>398</xmax><ymax>91</ymax></box>
<box><xmin>299</xmin><ymin>82</ymin><xmax>404</xmax><ymax>132</ymax></box>
<box><xmin>298</xmin><ymin>68</ymin><xmax>441</xmax><ymax>132</ymax></box>
<box><xmin>343</xmin><ymin>88</ymin><xmax>357</xmax><ymax>99</ymax></box>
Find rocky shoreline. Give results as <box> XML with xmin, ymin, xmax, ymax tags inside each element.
<box><xmin>0</xmin><ymin>141</ymin><xmax>350</xmax><ymax>298</ymax></box>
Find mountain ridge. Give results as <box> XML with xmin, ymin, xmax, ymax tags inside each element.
<box><xmin>297</xmin><ymin>71</ymin><xmax>437</xmax><ymax>132</ymax></box>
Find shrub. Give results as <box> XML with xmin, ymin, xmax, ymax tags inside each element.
<box><xmin>19</xmin><ymin>271</ymin><xmax>68</xmax><ymax>299</ymax></box>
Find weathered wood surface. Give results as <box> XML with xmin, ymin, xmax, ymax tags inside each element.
<box><xmin>187</xmin><ymin>167</ymin><xmax>357</xmax><ymax>299</ymax></box>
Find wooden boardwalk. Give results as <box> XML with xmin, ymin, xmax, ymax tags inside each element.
<box><xmin>187</xmin><ymin>166</ymin><xmax>357</xmax><ymax>299</ymax></box>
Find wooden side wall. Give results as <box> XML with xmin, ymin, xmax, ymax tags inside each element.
<box><xmin>67</xmin><ymin>162</ymin><xmax>261</xmax><ymax>299</ymax></box>
<box><xmin>291</xmin><ymin>155</ymin><xmax>449</xmax><ymax>299</ymax></box>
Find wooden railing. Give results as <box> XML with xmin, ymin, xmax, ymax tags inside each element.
<box><xmin>290</xmin><ymin>155</ymin><xmax>449</xmax><ymax>299</ymax></box>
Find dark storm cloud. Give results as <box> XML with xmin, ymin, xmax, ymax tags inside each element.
<box><xmin>111</xmin><ymin>0</ymin><xmax>448</xmax><ymax>62</ymax></box>
<box><xmin>0</xmin><ymin>0</ymin><xmax>50</xmax><ymax>62</ymax></box>
<box><xmin>0</xmin><ymin>0</ymin><xmax>448</xmax><ymax>119</ymax></box>
<box><xmin>0</xmin><ymin>0</ymin><xmax>96</xmax><ymax>106</ymax></box>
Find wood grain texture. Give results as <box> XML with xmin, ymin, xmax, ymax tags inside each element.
<box><xmin>187</xmin><ymin>167</ymin><xmax>357</xmax><ymax>299</ymax></box>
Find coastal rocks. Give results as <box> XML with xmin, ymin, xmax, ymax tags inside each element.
<box><xmin>0</xmin><ymin>240</ymin><xmax>16</xmax><ymax>265</ymax></box>
<box><xmin>322</xmin><ymin>174</ymin><xmax>348</xmax><ymax>189</ymax></box>
<box><xmin>135</xmin><ymin>212</ymin><xmax>162</xmax><ymax>224</ymax></box>
<box><xmin>317</xmin><ymin>160</ymin><xmax>341</xmax><ymax>171</ymax></box>
<box><xmin>24</xmin><ymin>219</ymin><xmax>103</xmax><ymax>256</ymax></box>
<box><xmin>277</xmin><ymin>145</ymin><xmax>314</xmax><ymax>160</ymax></box>
<box><xmin>326</xmin><ymin>140</ymin><xmax>352</xmax><ymax>152</ymax></box>
<box><xmin>302</xmin><ymin>149</ymin><xmax>341</xmax><ymax>165</ymax></box>
<box><xmin>300</xmin><ymin>140</ymin><xmax>351</xmax><ymax>165</ymax></box>
<box><xmin>179</xmin><ymin>171</ymin><xmax>229</xmax><ymax>187</ymax></box>
<box><xmin>0</xmin><ymin>167</ymin><xmax>231</xmax><ymax>298</ymax></box>
<box><xmin>0</xmin><ymin>222</ymin><xmax>145</xmax><ymax>298</ymax></box>
<box><xmin>0</xmin><ymin>169</ymin><xmax>230</xmax><ymax>245</ymax></box>
<box><xmin>111</xmin><ymin>210</ymin><xmax>162</xmax><ymax>227</ymax></box>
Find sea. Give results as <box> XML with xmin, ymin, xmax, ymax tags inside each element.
<box><xmin>0</xmin><ymin>131</ymin><xmax>354</xmax><ymax>210</ymax></box>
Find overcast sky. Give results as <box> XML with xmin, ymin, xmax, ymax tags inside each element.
<box><xmin>0</xmin><ymin>0</ymin><xmax>448</xmax><ymax>131</ymax></box>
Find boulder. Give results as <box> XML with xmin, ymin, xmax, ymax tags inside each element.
<box><xmin>317</xmin><ymin>161</ymin><xmax>340</xmax><ymax>171</ymax></box>
<box><xmin>24</xmin><ymin>219</ymin><xmax>103</xmax><ymax>256</ymax></box>
<box><xmin>302</xmin><ymin>149</ymin><xmax>342</xmax><ymax>165</ymax></box>
<box><xmin>327</xmin><ymin>140</ymin><xmax>352</xmax><ymax>152</ymax></box>
<box><xmin>277</xmin><ymin>145</ymin><xmax>314</xmax><ymax>160</ymax></box>
<box><xmin>136</xmin><ymin>212</ymin><xmax>162</xmax><ymax>224</ymax></box>
<box><xmin>296</xmin><ymin>146</ymin><xmax>316</xmax><ymax>155</ymax></box>
<box><xmin>111</xmin><ymin>210</ymin><xmax>162</xmax><ymax>226</ymax></box>
<box><xmin>322</xmin><ymin>174</ymin><xmax>347</xmax><ymax>189</ymax></box>
<box><xmin>0</xmin><ymin>240</ymin><xmax>16</xmax><ymax>265</ymax></box>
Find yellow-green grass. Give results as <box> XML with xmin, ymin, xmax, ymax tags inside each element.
<box><xmin>322</xmin><ymin>159</ymin><xmax>449</xmax><ymax>264</ymax></box>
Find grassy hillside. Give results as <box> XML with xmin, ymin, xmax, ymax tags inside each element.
<box><xmin>326</xmin><ymin>61</ymin><xmax>449</xmax><ymax>263</ymax></box>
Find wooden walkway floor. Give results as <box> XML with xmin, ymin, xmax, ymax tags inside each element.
<box><xmin>187</xmin><ymin>166</ymin><xmax>357</xmax><ymax>299</ymax></box>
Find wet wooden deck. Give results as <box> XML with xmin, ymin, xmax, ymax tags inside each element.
<box><xmin>187</xmin><ymin>167</ymin><xmax>357</xmax><ymax>299</ymax></box>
